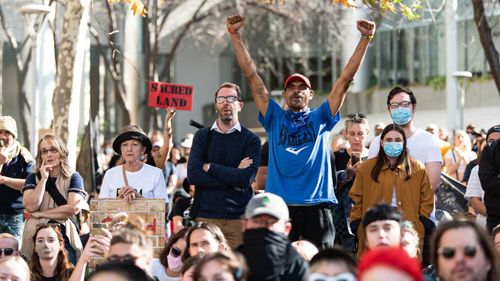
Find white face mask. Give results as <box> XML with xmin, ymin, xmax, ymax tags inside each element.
<box><xmin>35</xmin><ymin>237</ymin><xmax>60</xmax><ymax>260</ymax></box>
<box><xmin>167</xmin><ymin>252</ymin><xmax>183</xmax><ymax>272</ymax></box>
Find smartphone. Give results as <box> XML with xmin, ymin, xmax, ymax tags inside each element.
<box><xmin>93</xmin><ymin>223</ymin><xmax>108</xmax><ymax>237</ymax></box>
<box><xmin>351</xmin><ymin>152</ymin><xmax>361</xmax><ymax>165</ymax></box>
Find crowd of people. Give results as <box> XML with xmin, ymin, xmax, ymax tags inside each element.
<box><xmin>0</xmin><ymin>14</ymin><xmax>499</xmax><ymax>281</ymax></box>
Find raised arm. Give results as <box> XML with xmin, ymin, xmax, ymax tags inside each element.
<box><xmin>154</xmin><ymin>108</ymin><xmax>176</xmax><ymax>170</ymax></box>
<box><xmin>227</xmin><ymin>15</ymin><xmax>270</xmax><ymax>116</ymax></box>
<box><xmin>328</xmin><ymin>20</ymin><xmax>376</xmax><ymax>116</ymax></box>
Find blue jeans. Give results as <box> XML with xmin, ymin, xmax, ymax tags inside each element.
<box><xmin>0</xmin><ymin>213</ymin><xmax>24</xmax><ymax>244</ymax></box>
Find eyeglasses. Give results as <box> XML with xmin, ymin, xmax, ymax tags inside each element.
<box><xmin>170</xmin><ymin>247</ymin><xmax>182</xmax><ymax>258</ymax></box>
<box><xmin>40</xmin><ymin>147</ymin><xmax>59</xmax><ymax>155</ymax></box>
<box><xmin>389</xmin><ymin>101</ymin><xmax>412</xmax><ymax>109</ymax></box>
<box><xmin>107</xmin><ymin>254</ymin><xmax>138</xmax><ymax>263</ymax></box>
<box><xmin>0</xmin><ymin>248</ymin><xmax>14</xmax><ymax>256</ymax></box>
<box><xmin>215</xmin><ymin>96</ymin><xmax>240</xmax><ymax>104</ymax></box>
<box><xmin>438</xmin><ymin>245</ymin><xmax>477</xmax><ymax>259</ymax></box>
<box><xmin>309</xmin><ymin>272</ymin><xmax>356</xmax><ymax>281</ymax></box>
<box><xmin>346</xmin><ymin>113</ymin><xmax>367</xmax><ymax>120</ymax></box>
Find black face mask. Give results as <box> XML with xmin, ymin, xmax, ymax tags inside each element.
<box><xmin>243</xmin><ymin>227</ymin><xmax>289</xmax><ymax>243</ymax></box>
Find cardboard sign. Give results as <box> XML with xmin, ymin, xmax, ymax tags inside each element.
<box><xmin>89</xmin><ymin>198</ymin><xmax>166</xmax><ymax>266</ymax></box>
<box><xmin>148</xmin><ymin>81</ymin><xmax>193</xmax><ymax>110</ymax></box>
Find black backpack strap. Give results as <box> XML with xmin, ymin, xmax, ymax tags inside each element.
<box><xmin>36</xmin><ymin>173</ymin><xmax>81</xmax><ymax>233</ymax></box>
<box><xmin>36</xmin><ymin>173</ymin><xmax>68</xmax><ymax>206</ymax></box>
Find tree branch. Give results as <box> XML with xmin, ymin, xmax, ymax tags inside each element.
<box><xmin>472</xmin><ymin>0</ymin><xmax>500</xmax><ymax>97</ymax></box>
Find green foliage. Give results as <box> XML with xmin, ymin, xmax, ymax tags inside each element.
<box><xmin>426</xmin><ymin>75</ymin><xmax>446</xmax><ymax>90</ymax></box>
<box><xmin>362</xmin><ymin>0</ymin><xmax>423</xmax><ymax>20</ymax></box>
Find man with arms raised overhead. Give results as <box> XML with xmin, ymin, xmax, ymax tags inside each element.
<box><xmin>226</xmin><ymin>14</ymin><xmax>375</xmax><ymax>248</ymax></box>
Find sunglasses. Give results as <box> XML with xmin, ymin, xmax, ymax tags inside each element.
<box><xmin>170</xmin><ymin>247</ymin><xmax>182</xmax><ymax>258</ymax></box>
<box><xmin>309</xmin><ymin>272</ymin><xmax>356</xmax><ymax>281</ymax></box>
<box><xmin>346</xmin><ymin>113</ymin><xmax>367</xmax><ymax>120</ymax></box>
<box><xmin>107</xmin><ymin>254</ymin><xmax>138</xmax><ymax>263</ymax></box>
<box><xmin>438</xmin><ymin>245</ymin><xmax>477</xmax><ymax>259</ymax></box>
<box><xmin>0</xmin><ymin>248</ymin><xmax>14</xmax><ymax>256</ymax></box>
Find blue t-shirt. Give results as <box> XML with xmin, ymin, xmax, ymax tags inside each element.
<box><xmin>23</xmin><ymin>172</ymin><xmax>86</xmax><ymax>199</ymax></box>
<box><xmin>259</xmin><ymin>99</ymin><xmax>340</xmax><ymax>205</ymax></box>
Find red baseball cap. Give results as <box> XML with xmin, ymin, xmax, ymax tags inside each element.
<box><xmin>284</xmin><ymin>73</ymin><xmax>311</xmax><ymax>90</ymax></box>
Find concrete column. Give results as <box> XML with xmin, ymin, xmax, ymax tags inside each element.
<box><xmin>445</xmin><ymin>0</ymin><xmax>458</xmax><ymax>133</ymax></box>
<box><xmin>341</xmin><ymin>8</ymin><xmax>370</xmax><ymax>93</ymax></box>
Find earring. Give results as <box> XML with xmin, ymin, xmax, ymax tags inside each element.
<box><xmin>139</xmin><ymin>155</ymin><xmax>145</xmax><ymax>161</ymax></box>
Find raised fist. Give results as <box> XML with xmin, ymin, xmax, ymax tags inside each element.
<box><xmin>226</xmin><ymin>15</ymin><xmax>245</xmax><ymax>33</ymax></box>
<box><xmin>357</xmin><ymin>20</ymin><xmax>376</xmax><ymax>37</ymax></box>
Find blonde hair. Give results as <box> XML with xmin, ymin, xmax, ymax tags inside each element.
<box><xmin>453</xmin><ymin>130</ymin><xmax>472</xmax><ymax>151</ymax></box>
<box><xmin>0</xmin><ymin>256</ymin><xmax>30</xmax><ymax>281</ymax></box>
<box><xmin>0</xmin><ymin>233</ymin><xmax>18</xmax><ymax>250</ymax></box>
<box><xmin>111</xmin><ymin>222</ymin><xmax>153</xmax><ymax>258</ymax></box>
<box><xmin>35</xmin><ymin>134</ymin><xmax>72</xmax><ymax>178</ymax></box>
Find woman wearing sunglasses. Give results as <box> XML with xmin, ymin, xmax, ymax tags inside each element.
<box><xmin>152</xmin><ymin>228</ymin><xmax>189</xmax><ymax>281</ymax></box>
<box><xmin>29</xmin><ymin>224</ymin><xmax>74</xmax><ymax>281</ymax></box>
<box><xmin>349</xmin><ymin>124</ymin><xmax>434</xmax><ymax>255</ymax></box>
<box><xmin>21</xmin><ymin>134</ymin><xmax>86</xmax><ymax>264</ymax></box>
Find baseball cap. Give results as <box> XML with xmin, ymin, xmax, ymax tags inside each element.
<box><xmin>486</xmin><ymin>125</ymin><xmax>500</xmax><ymax>140</ymax></box>
<box><xmin>284</xmin><ymin>73</ymin><xmax>311</xmax><ymax>90</ymax></box>
<box><xmin>244</xmin><ymin>193</ymin><xmax>289</xmax><ymax>220</ymax></box>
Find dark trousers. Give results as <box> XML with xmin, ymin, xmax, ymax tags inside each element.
<box><xmin>487</xmin><ymin>216</ymin><xmax>500</xmax><ymax>233</ymax></box>
<box><xmin>288</xmin><ymin>203</ymin><xmax>335</xmax><ymax>249</ymax></box>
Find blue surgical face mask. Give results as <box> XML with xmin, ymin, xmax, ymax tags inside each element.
<box><xmin>390</xmin><ymin>107</ymin><xmax>412</xmax><ymax>125</ymax></box>
<box><xmin>383</xmin><ymin>142</ymin><xmax>404</xmax><ymax>158</ymax></box>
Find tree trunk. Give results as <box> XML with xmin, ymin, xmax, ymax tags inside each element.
<box><xmin>51</xmin><ymin>0</ymin><xmax>85</xmax><ymax>142</ymax></box>
<box><xmin>471</xmin><ymin>0</ymin><xmax>500</xmax><ymax>97</ymax></box>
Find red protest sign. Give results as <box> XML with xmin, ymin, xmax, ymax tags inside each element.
<box><xmin>148</xmin><ymin>81</ymin><xmax>193</xmax><ymax>111</ymax></box>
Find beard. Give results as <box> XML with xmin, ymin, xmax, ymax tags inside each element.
<box><xmin>218</xmin><ymin>111</ymin><xmax>234</xmax><ymax>124</ymax></box>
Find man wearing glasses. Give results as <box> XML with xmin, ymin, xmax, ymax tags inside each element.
<box><xmin>367</xmin><ymin>87</ymin><xmax>442</xmax><ymax>265</ymax></box>
<box><xmin>431</xmin><ymin>219</ymin><xmax>499</xmax><ymax>281</ymax></box>
<box><xmin>226</xmin><ymin>14</ymin><xmax>376</xmax><ymax>249</ymax></box>
<box><xmin>188</xmin><ymin>82</ymin><xmax>261</xmax><ymax>249</ymax></box>
<box><xmin>367</xmin><ymin>87</ymin><xmax>442</xmax><ymax>193</ymax></box>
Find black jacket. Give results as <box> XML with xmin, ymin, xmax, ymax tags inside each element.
<box><xmin>479</xmin><ymin>140</ymin><xmax>500</xmax><ymax>217</ymax></box>
<box><xmin>237</xmin><ymin>228</ymin><xmax>308</xmax><ymax>281</ymax></box>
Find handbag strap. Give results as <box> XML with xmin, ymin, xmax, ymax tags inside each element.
<box><xmin>122</xmin><ymin>166</ymin><xmax>129</xmax><ymax>187</ymax></box>
<box><xmin>36</xmin><ymin>173</ymin><xmax>67</xmax><ymax>206</ymax></box>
